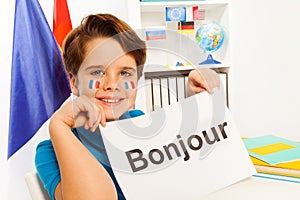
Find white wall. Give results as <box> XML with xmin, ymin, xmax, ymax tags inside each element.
<box><xmin>230</xmin><ymin>0</ymin><xmax>300</xmax><ymax>140</ymax></box>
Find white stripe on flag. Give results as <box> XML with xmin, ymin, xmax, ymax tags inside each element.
<box><xmin>5</xmin><ymin>118</ymin><xmax>51</xmax><ymax>200</ymax></box>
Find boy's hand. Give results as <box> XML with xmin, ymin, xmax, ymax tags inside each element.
<box><xmin>186</xmin><ymin>68</ymin><xmax>220</xmax><ymax>97</ymax></box>
<box><xmin>52</xmin><ymin>95</ymin><xmax>106</xmax><ymax>132</ymax></box>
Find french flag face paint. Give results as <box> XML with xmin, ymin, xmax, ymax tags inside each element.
<box><xmin>89</xmin><ymin>80</ymin><xmax>100</xmax><ymax>89</ymax></box>
<box><xmin>124</xmin><ymin>81</ymin><xmax>135</xmax><ymax>90</ymax></box>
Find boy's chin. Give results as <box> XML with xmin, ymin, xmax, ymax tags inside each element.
<box><xmin>105</xmin><ymin>112</ymin><xmax>122</xmax><ymax>121</ymax></box>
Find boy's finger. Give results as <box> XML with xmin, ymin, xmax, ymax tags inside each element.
<box><xmin>91</xmin><ymin>120</ymin><xmax>99</xmax><ymax>132</ymax></box>
<box><xmin>193</xmin><ymin>85</ymin><xmax>207</xmax><ymax>94</ymax></box>
<box><xmin>99</xmin><ymin>107</ymin><xmax>106</xmax><ymax>127</ymax></box>
<box><xmin>84</xmin><ymin>122</ymin><xmax>90</xmax><ymax>130</ymax></box>
<box><xmin>91</xmin><ymin>107</ymin><xmax>102</xmax><ymax>132</ymax></box>
<box><xmin>198</xmin><ymin>80</ymin><xmax>213</xmax><ymax>94</ymax></box>
<box><xmin>82</xmin><ymin>97</ymin><xmax>98</xmax><ymax>128</ymax></box>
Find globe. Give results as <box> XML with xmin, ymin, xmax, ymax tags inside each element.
<box><xmin>195</xmin><ymin>21</ymin><xmax>225</xmax><ymax>64</ymax></box>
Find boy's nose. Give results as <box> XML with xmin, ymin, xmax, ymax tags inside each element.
<box><xmin>102</xmin><ymin>75</ymin><xmax>120</xmax><ymax>91</ymax></box>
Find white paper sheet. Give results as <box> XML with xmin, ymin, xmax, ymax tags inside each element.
<box><xmin>100</xmin><ymin>91</ymin><xmax>256</xmax><ymax>200</ymax></box>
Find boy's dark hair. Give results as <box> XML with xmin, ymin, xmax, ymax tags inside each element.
<box><xmin>62</xmin><ymin>13</ymin><xmax>146</xmax><ymax>79</ymax></box>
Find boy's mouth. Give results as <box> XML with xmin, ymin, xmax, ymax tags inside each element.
<box><xmin>101</xmin><ymin>98</ymin><xmax>121</xmax><ymax>103</ymax></box>
<box><xmin>97</xmin><ymin>97</ymin><xmax>125</xmax><ymax>106</ymax></box>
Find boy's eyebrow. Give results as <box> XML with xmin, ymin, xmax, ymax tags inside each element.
<box><xmin>84</xmin><ymin>65</ymin><xmax>137</xmax><ymax>72</ymax></box>
<box><xmin>84</xmin><ymin>65</ymin><xmax>105</xmax><ymax>71</ymax></box>
<box><xmin>121</xmin><ymin>66</ymin><xmax>137</xmax><ymax>71</ymax></box>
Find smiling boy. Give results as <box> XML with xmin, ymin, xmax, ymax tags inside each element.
<box><xmin>35</xmin><ymin>13</ymin><xmax>220</xmax><ymax>200</ymax></box>
<box><xmin>35</xmin><ymin>14</ymin><xmax>146</xmax><ymax>200</ymax></box>
<box><xmin>71</xmin><ymin>37</ymin><xmax>142</xmax><ymax>123</ymax></box>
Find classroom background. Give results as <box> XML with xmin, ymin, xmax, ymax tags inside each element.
<box><xmin>1</xmin><ymin>0</ymin><xmax>300</xmax><ymax>196</ymax></box>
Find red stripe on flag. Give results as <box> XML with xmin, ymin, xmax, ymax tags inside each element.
<box><xmin>146</xmin><ymin>35</ymin><xmax>166</xmax><ymax>40</ymax></box>
<box><xmin>53</xmin><ymin>0</ymin><xmax>72</xmax><ymax>47</ymax></box>
<box><xmin>193</xmin><ymin>6</ymin><xmax>199</xmax><ymax>20</ymax></box>
<box><xmin>130</xmin><ymin>81</ymin><xmax>135</xmax><ymax>89</ymax></box>
<box><xmin>95</xmin><ymin>81</ymin><xmax>100</xmax><ymax>89</ymax></box>
<box><xmin>178</xmin><ymin>25</ymin><xmax>194</xmax><ymax>30</ymax></box>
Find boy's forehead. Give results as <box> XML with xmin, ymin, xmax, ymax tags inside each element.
<box><xmin>81</xmin><ymin>38</ymin><xmax>127</xmax><ymax>68</ymax></box>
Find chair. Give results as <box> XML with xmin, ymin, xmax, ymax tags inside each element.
<box><xmin>144</xmin><ymin>69</ymin><xmax>191</xmax><ymax>112</ymax></box>
<box><xmin>25</xmin><ymin>171</ymin><xmax>51</xmax><ymax>200</ymax></box>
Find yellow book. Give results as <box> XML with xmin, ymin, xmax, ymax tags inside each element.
<box><xmin>250</xmin><ymin>156</ymin><xmax>300</xmax><ymax>178</ymax></box>
<box><xmin>243</xmin><ymin>136</ymin><xmax>300</xmax><ymax>178</ymax></box>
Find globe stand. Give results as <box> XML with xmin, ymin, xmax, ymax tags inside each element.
<box><xmin>199</xmin><ymin>54</ymin><xmax>221</xmax><ymax>65</ymax></box>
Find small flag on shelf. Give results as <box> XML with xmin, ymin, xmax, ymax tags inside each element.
<box><xmin>166</xmin><ymin>7</ymin><xmax>186</xmax><ymax>22</ymax></box>
<box><xmin>145</xmin><ymin>27</ymin><xmax>166</xmax><ymax>40</ymax></box>
<box><xmin>198</xmin><ymin>9</ymin><xmax>206</xmax><ymax>20</ymax></box>
<box><xmin>186</xmin><ymin>5</ymin><xmax>199</xmax><ymax>21</ymax></box>
<box><xmin>178</xmin><ymin>21</ymin><xmax>194</xmax><ymax>34</ymax></box>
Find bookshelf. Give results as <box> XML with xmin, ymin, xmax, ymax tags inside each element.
<box><xmin>138</xmin><ymin>0</ymin><xmax>231</xmax><ymax>71</ymax></box>
<box><xmin>136</xmin><ymin>1</ymin><xmax>231</xmax><ymax>111</ymax></box>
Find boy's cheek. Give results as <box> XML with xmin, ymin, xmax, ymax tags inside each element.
<box><xmin>128</xmin><ymin>89</ymin><xmax>138</xmax><ymax>104</ymax></box>
<box><xmin>123</xmin><ymin>80</ymin><xmax>136</xmax><ymax>90</ymax></box>
<box><xmin>76</xmin><ymin>79</ymin><xmax>100</xmax><ymax>96</ymax></box>
<box><xmin>88</xmin><ymin>79</ymin><xmax>101</xmax><ymax>89</ymax></box>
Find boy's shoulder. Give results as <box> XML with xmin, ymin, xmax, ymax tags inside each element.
<box><xmin>119</xmin><ymin>109</ymin><xmax>144</xmax><ymax>120</ymax></box>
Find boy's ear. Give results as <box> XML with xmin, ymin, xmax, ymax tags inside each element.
<box><xmin>69</xmin><ymin>73</ymin><xmax>79</xmax><ymax>96</ymax></box>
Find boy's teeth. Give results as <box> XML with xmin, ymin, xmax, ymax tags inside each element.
<box><xmin>102</xmin><ymin>99</ymin><xmax>119</xmax><ymax>103</ymax></box>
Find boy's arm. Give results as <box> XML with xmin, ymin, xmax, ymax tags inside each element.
<box><xmin>186</xmin><ymin>68</ymin><xmax>220</xmax><ymax>97</ymax></box>
<box><xmin>50</xmin><ymin>95</ymin><xmax>117</xmax><ymax>200</ymax></box>
<box><xmin>35</xmin><ymin>139</ymin><xmax>61</xmax><ymax>200</ymax></box>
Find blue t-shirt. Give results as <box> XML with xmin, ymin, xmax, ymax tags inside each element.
<box><xmin>35</xmin><ymin>110</ymin><xmax>144</xmax><ymax>200</ymax></box>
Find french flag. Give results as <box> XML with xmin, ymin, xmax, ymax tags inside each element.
<box><xmin>125</xmin><ymin>81</ymin><xmax>135</xmax><ymax>90</ymax></box>
<box><xmin>3</xmin><ymin>0</ymin><xmax>71</xmax><ymax>199</ymax></box>
<box><xmin>89</xmin><ymin>80</ymin><xmax>101</xmax><ymax>89</ymax></box>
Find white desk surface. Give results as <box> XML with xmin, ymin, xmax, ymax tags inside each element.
<box><xmin>203</xmin><ymin>176</ymin><xmax>300</xmax><ymax>200</ymax></box>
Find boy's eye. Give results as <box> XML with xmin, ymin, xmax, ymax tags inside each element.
<box><xmin>120</xmin><ymin>71</ymin><xmax>131</xmax><ymax>77</ymax></box>
<box><xmin>91</xmin><ymin>70</ymin><xmax>104</xmax><ymax>76</ymax></box>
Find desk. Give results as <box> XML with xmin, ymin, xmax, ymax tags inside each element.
<box><xmin>203</xmin><ymin>176</ymin><xmax>300</xmax><ymax>200</ymax></box>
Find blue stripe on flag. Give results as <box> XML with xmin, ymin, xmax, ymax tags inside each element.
<box><xmin>8</xmin><ymin>0</ymin><xmax>71</xmax><ymax>158</ymax></box>
<box><xmin>145</xmin><ymin>30</ymin><xmax>166</xmax><ymax>37</ymax></box>
<box><xmin>89</xmin><ymin>80</ymin><xmax>94</xmax><ymax>89</ymax></box>
<box><xmin>145</xmin><ymin>29</ymin><xmax>166</xmax><ymax>40</ymax></box>
<box><xmin>125</xmin><ymin>82</ymin><xmax>129</xmax><ymax>89</ymax></box>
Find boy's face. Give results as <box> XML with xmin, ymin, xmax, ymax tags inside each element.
<box><xmin>71</xmin><ymin>38</ymin><xmax>138</xmax><ymax>121</ymax></box>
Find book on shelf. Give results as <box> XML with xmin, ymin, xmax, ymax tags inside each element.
<box><xmin>243</xmin><ymin>135</ymin><xmax>300</xmax><ymax>179</ymax></box>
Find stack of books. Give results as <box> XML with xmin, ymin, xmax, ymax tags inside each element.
<box><xmin>250</xmin><ymin>155</ymin><xmax>300</xmax><ymax>178</ymax></box>
<box><xmin>243</xmin><ymin>135</ymin><xmax>300</xmax><ymax>180</ymax></box>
